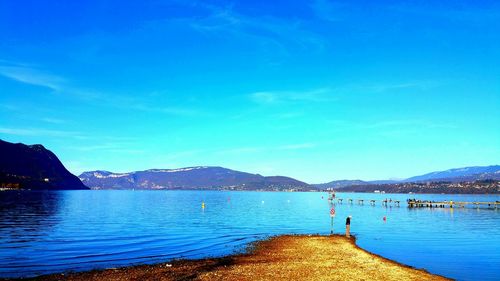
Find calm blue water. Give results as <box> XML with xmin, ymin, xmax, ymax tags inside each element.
<box><xmin>0</xmin><ymin>191</ymin><xmax>499</xmax><ymax>280</ymax></box>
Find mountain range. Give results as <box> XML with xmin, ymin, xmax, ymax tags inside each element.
<box><xmin>315</xmin><ymin>165</ymin><xmax>500</xmax><ymax>190</ymax></box>
<box><xmin>79</xmin><ymin>166</ymin><xmax>313</xmax><ymax>191</ymax></box>
<box><xmin>0</xmin><ymin>139</ymin><xmax>88</xmax><ymax>190</ymax></box>
<box><xmin>1</xmin><ymin>139</ymin><xmax>498</xmax><ymax>192</ymax></box>
<box><xmin>403</xmin><ymin>165</ymin><xmax>500</xmax><ymax>182</ymax></box>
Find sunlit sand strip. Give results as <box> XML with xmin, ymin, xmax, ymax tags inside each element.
<box><xmin>19</xmin><ymin>235</ymin><xmax>450</xmax><ymax>281</ymax></box>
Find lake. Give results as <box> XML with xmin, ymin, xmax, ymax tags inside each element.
<box><xmin>0</xmin><ymin>190</ymin><xmax>499</xmax><ymax>280</ymax></box>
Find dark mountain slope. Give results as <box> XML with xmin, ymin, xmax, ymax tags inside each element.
<box><xmin>0</xmin><ymin>139</ymin><xmax>88</xmax><ymax>190</ymax></box>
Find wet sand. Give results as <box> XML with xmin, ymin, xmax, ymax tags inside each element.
<box><xmin>9</xmin><ymin>235</ymin><xmax>450</xmax><ymax>281</ymax></box>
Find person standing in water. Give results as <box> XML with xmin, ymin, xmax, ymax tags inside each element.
<box><xmin>330</xmin><ymin>206</ymin><xmax>335</xmax><ymax>234</ymax></box>
<box><xmin>345</xmin><ymin>216</ymin><xmax>351</xmax><ymax>237</ymax></box>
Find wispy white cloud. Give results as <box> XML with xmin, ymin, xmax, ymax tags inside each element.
<box><xmin>218</xmin><ymin>142</ymin><xmax>317</xmax><ymax>155</ymax></box>
<box><xmin>277</xmin><ymin>143</ymin><xmax>316</xmax><ymax>150</ymax></box>
<box><xmin>0</xmin><ymin>104</ymin><xmax>21</xmax><ymax>111</ymax></box>
<box><xmin>70</xmin><ymin>143</ymin><xmax>122</xmax><ymax>152</ymax></box>
<box><xmin>159</xmin><ymin>142</ymin><xmax>317</xmax><ymax>158</ymax></box>
<box><xmin>250</xmin><ymin>92</ymin><xmax>278</xmax><ymax>104</ymax></box>
<box><xmin>249</xmin><ymin>87</ymin><xmax>337</xmax><ymax>104</ymax></box>
<box><xmin>127</xmin><ymin>103</ymin><xmax>202</xmax><ymax>117</ymax></box>
<box><xmin>0</xmin><ymin>126</ymin><xmax>141</xmax><ymax>144</ymax></box>
<box><xmin>365</xmin><ymin>81</ymin><xmax>441</xmax><ymax>93</ymax></box>
<box><xmin>272</xmin><ymin>112</ymin><xmax>304</xmax><ymax>119</ymax></box>
<box><xmin>312</xmin><ymin>1</ymin><xmax>500</xmax><ymax>25</ymax></box>
<box><xmin>364</xmin><ymin>120</ymin><xmax>457</xmax><ymax>130</ymax></box>
<box><xmin>0</xmin><ymin>63</ymin><xmax>201</xmax><ymax>117</ymax></box>
<box><xmin>311</xmin><ymin>0</ymin><xmax>345</xmax><ymax>22</ymax></box>
<box><xmin>218</xmin><ymin>146</ymin><xmax>264</xmax><ymax>154</ymax></box>
<box><xmin>173</xmin><ymin>3</ymin><xmax>326</xmax><ymax>55</ymax></box>
<box><xmin>323</xmin><ymin>81</ymin><xmax>442</xmax><ymax>97</ymax></box>
<box><xmin>41</xmin><ymin>117</ymin><xmax>67</xmax><ymax>124</ymax></box>
<box><xmin>71</xmin><ymin>143</ymin><xmax>144</xmax><ymax>154</ymax></box>
<box><xmin>0</xmin><ymin>65</ymin><xmax>66</xmax><ymax>91</ymax></box>
<box><xmin>0</xmin><ymin>127</ymin><xmax>84</xmax><ymax>138</ymax></box>
<box><xmin>388</xmin><ymin>2</ymin><xmax>500</xmax><ymax>24</ymax></box>
<box><xmin>0</xmin><ymin>63</ymin><xmax>100</xmax><ymax>101</ymax></box>
<box><xmin>327</xmin><ymin>119</ymin><xmax>458</xmax><ymax>132</ymax></box>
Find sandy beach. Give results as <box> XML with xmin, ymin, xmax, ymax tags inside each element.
<box><xmin>8</xmin><ymin>235</ymin><xmax>450</xmax><ymax>281</ymax></box>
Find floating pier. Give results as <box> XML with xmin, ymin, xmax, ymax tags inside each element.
<box><xmin>335</xmin><ymin>198</ymin><xmax>400</xmax><ymax>207</ymax></box>
<box><xmin>333</xmin><ymin>198</ymin><xmax>499</xmax><ymax>208</ymax></box>
<box><xmin>406</xmin><ymin>199</ymin><xmax>500</xmax><ymax>209</ymax></box>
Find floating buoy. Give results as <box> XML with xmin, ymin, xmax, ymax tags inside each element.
<box><xmin>202</xmin><ymin>202</ymin><xmax>205</xmax><ymax>209</ymax></box>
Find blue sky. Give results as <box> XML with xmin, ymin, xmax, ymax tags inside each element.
<box><xmin>0</xmin><ymin>0</ymin><xmax>499</xmax><ymax>183</ymax></box>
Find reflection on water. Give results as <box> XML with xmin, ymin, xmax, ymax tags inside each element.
<box><xmin>0</xmin><ymin>191</ymin><xmax>62</xmax><ymax>240</ymax></box>
<box><xmin>0</xmin><ymin>190</ymin><xmax>499</xmax><ymax>281</ymax></box>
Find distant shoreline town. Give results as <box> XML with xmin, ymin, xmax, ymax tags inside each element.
<box><xmin>1</xmin><ymin>139</ymin><xmax>499</xmax><ymax>194</ymax></box>
<box><xmin>330</xmin><ymin>179</ymin><xmax>499</xmax><ymax>194</ymax></box>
